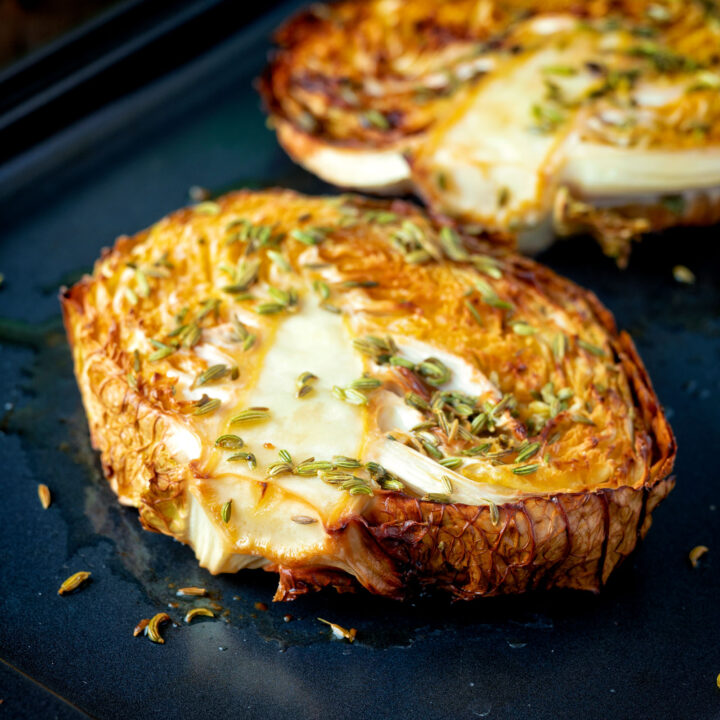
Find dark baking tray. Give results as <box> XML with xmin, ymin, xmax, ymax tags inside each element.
<box><xmin>1</xmin><ymin>3</ymin><xmax>719</xmax><ymax>718</ymax></box>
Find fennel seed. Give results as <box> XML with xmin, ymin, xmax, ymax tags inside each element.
<box><xmin>215</xmin><ymin>434</ymin><xmax>243</xmax><ymax>449</ymax></box>
<box><xmin>221</xmin><ymin>500</ymin><xmax>232</xmax><ymax>523</ymax></box>
<box><xmin>58</xmin><ymin>571</ymin><xmax>91</xmax><ymax>596</ymax></box>
<box><xmin>227</xmin><ymin>451</ymin><xmax>257</xmax><ymax>468</ymax></box>
<box><xmin>146</xmin><ymin>612</ymin><xmax>171</xmax><ymax>643</ymax></box>
<box><xmin>37</xmin><ymin>483</ymin><xmax>51</xmax><ymax>509</ymax></box>
<box><xmin>192</xmin><ymin>396</ymin><xmax>221</xmax><ymax>416</ymax></box>
<box><xmin>230</xmin><ymin>408</ymin><xmax>270</xmax><ymax>424</ymax></box>
<box><xmin>185</xmin><ymin>608</ymin><xmax>214</xmax><ymax>623</ymax></box>
<box><xmin>176</xmin><ymin>587</ymin><xmax>207</xmax><ymax>597</ymax></box>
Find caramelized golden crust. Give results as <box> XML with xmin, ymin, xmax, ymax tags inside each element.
<box><xmin>62</xmin><ymin>189</ymin><xmax>676</xmax><ymax>600</ymax></box>
<box><xmin>261</xmin><ymin>0</ymin><xmax>720</xmax><ymax>258</ymax></box>
<box><xmin>266</xmin><ymin>1</ymin><xmax>657</xmax><ymax>144</ymax></box>
<box><xmin>263</xmin><ymin>0</ymin><xmax>719</xmax><ymax>149</ymax></box>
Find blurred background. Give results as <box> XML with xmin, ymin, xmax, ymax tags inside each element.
<box><xmin>0</xmin><ymin>0</ymin><xmax>282</xmax><ymax>166</ymax></box>
<box><xmin>0</xmin><ymin>0</ymin><xmax>121</xmax><ymax>69</ymax></box>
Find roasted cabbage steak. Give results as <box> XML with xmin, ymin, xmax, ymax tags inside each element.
<box><xmin>62</xmin><ymin>190</ymin><xmax>676</xmax><ymax>601</ymax></box>
<box><xmin>260</xmin><ymin>0</ymin><xmax>720</xmax><ymax>264</ymax></box>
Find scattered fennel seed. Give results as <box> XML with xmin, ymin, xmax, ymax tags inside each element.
<box><xmin>380</xmin><ymin>478</ymin><xmax>405</xmax><ymax>491</ymax></box>
<box><xmin>313</xmin><ymin>279</ymin><xmax>330</xmax><ymax>300</ymax></box>
<box><xmin>267</xmin><ymin>250</ymin><xmax>292</xmax><ymax>272</ymax></box>
<box><xmin>266</xmin><ymin>461</ymin><xmax>294</xmax><ymax>477</ymax></box>
<box><xmin>146</xmin><ymin>613</ymin><xmax>171</xmax><ymax>644</ymax></box>
<box><xmin>512</xmin><ymin>463</ymin><xmax>540</xmax><ymax>475</ymax></box>
<box><xmin>349</xmin><ymin>376</ymin><xmax>382</xmax><ymax>390</ymax></box>
<box><xmin>497</xmin><ymin>187</ymin><xmax>511</xmax><ymax>207</ymax></box>
<box><xmin>512</xmin><ymin>321</ymin><xmax>536</xmax><ymax>336</ymax></box>
<box><xmin>256</xmin><ymin>302</ymin><xmax>286</xmax><ymax>315</ymax></box>
<box><xmin>37</xmin><ymin>483</ymin><xmax>51</xmax><ymax>509</ymax></box>
<box><xmin>196</xmin><ymin>364</ymin><xmax>230</xmax><ymax>386</ymax></box>
<box><xmin>542</xmin><ymin>64</ymin><xmax>577</xmax><ymax>76</ymax></box>
<box><xmin>472</xmin><ymin>254</ymin><xmax>503</xmax><ymax>279</ymax></box>
<box><xmin>424</xmin><ymin>493</ymin><xmax>451</xmax><ymax>503</ymax></box>
<box><xmin>464</xmin><ymin>298</ymin><xmax>484</xmax><ymax>326</ymax></box>
<box><xmin>182</xmin><ymin>322</ymin><xmax>202</xmax><ymax>348</ymax></box>
<box><xmin>363</xmin><ymin>210</ymin><xmax>397</xmax><ymax>224</ymax></box>
<box><xmin>352</xmin><ymin>334</ymin><xmax>397</xmax><ymax>359</ymax></box>
<box><xmin>577</xmin><ymin>339</ymin><xmax>606</xmax><ymax>357</ymax></box>
<box><xmin>416</xmin><ymin>357</ymin><xmax>451</xmax><ymax>387</ymax></box>
<box><xmin>291</xmin><ymin>227</ymin><xmax>328</xmax><ymax>245</ymax></box>
<box><xmin>185</xmin><ymin>608</ymin><xmax>214</xmax><ymax>623</ymax></box>
<box><xmin>197</xmin><ymin>298</ymin><xmax>221</xmax><ymax>322</ymax></box>
<box><xmin>297</xmin><ymin>384</ymin><xmax>313</xmax><ymax>398</ymax></box>
<box><xmin>230</xmin><ymin>407</ymin><xmax>270</xmax><ymax>424</ymax></box>
<box><xmin>689</xmin><ymin>545</ymin><xmax>709</xmax><ymax>568</ymax></box>
<box><xmin>673</xmin><ymin>265</ymin><xmax>695</xmax><ymax>285</ymax></box>
<box><xmin>419</xmin><ymin>438</ymin><xmax>443</xmax><ymax>460</ymax></box>
<box><xmin>515</xmin><ymin>442</ymin><xmax>541</xmax><ymax>463</ymax></box>
<box><xmin>439</xmin><ymin>226</ymin><xmax>468</xmax><ymax>262</ymax></box>
<box><xmin>223</xmin><ymin>258</ymin><xmax>260</xmax><ymax>294</ymax></box>
<box><xmin>405</xmin><ymin>392</ymin><xmax>431</xmax><ymax>412</ymax></box>
<box><xmin>389</xmin><ymin>355</ymin><xmax>415</xmax><ymax>369</ymax></box>
<box><xmin>320</xmin><ymin>302</ymin><xmax>342</xmax><ymax>314</ymax></box>
<box><xmin>194</xmin><ymin>201</ymin><xmax>220</xmax><ymax>215</ymax></box>
<box><xmin>268</xmin><ymin>286</ymin><xmax>293</xmax><ymax>305</ymax></box>
<box><xmin>318</xmin><ymin>618</ymin><xmax>357</xmax><ymax>642</ymax></box>
<box><xmin>333</xmin><ymin>456</ymin><xmax>362</xmax><ymax>469</ymax></box>
<box><xmin>333</xmin><ymin>386</ymin><xmax>369</xmax><ymax>405</ymax></box>
<box><xmin>296</xmin><ymin>371</ymin><xmax>318</xmax><ymax>398</ymax></box>
<box><xmin>215</xmin><ymin>434</ymin><xmax>244</xmax><ymax>449</ymax></box>
<box><xmin>319</xmin><ymin>470</ymin><xmax>355</xmax><ymax>485</ymax></box>
<box><xmin>475</xmin><ymin>279</ymin><xmax>513</xmax><ymax>311</ymax></box>
<box><xmin>149</xmin><ymin>340</ymin><xmax>175</xmax><ymax>362</ymax></box>
<box><xmin>405</xmin><ymin>249</ymin><xmax>431</xmax><ymax>264</ymax></box>
<box><xmin>348</xmin><ymin>484</ymin><xmax>373</xmax><ymax>496</ymax></box>
<box><xmin>135</xmin><ymin>268</ymin><xmax>150</xmax><ymax>298</ymax></box>
<box><xmin>530</xmin><ymin>102</ymin><xmax>566</xmax><ymax>133</ymax></box>
<box><xmin>291</xmin><ymin>515</ymin><xmax>317</xmax><ymax>525</ymax></box>
<box><xmin>296</xmin><ymin>461</ymin><xmax>334</xmax><ymax>475</ymax></box>
<box><xmin>176</xmin><ymin>587</ymin><xmax>207</xmax><ymax>597</ymax></box>
<box><xmin>488</xmin><ymin>501</ymin><xmax>500</xmax><ymax>526</ymax></box>
<box><xmin>227</xmin><ymin>451</ymin><xmax>256</xmax><ymax>468</ymax></box>
<box><xmin>362</xmin><ymin>109</ymin><xmax>390</xmax><ymax>130</ymax></box>
<box><xmin>192</xmin><ymin>397</ymin><xmax>221</xmax><ymax>416</ymax></box>
<box><xmin>552</xmin><ymin>333</ymin><xmax>567</xmax><ymax>362</ymax></box>
<box><xmin>439</xmin><ymin>457</ymin><xmax>463</xmax><ymax>469</ymax></box>
<box><xmin>221</xmin><ymin>500</ymin><xmax>232</xmax><ymax>524</ymax></box>
<box><xmin>58</xmin><ymin>571</ymin><xmax>91</xmax><ymax>596</ymax></box>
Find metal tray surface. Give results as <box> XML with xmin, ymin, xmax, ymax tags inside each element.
<box><xmin>0</xmin><ymin>4</ymin><xmax>718</xmax><ymax>718</ymax></box>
